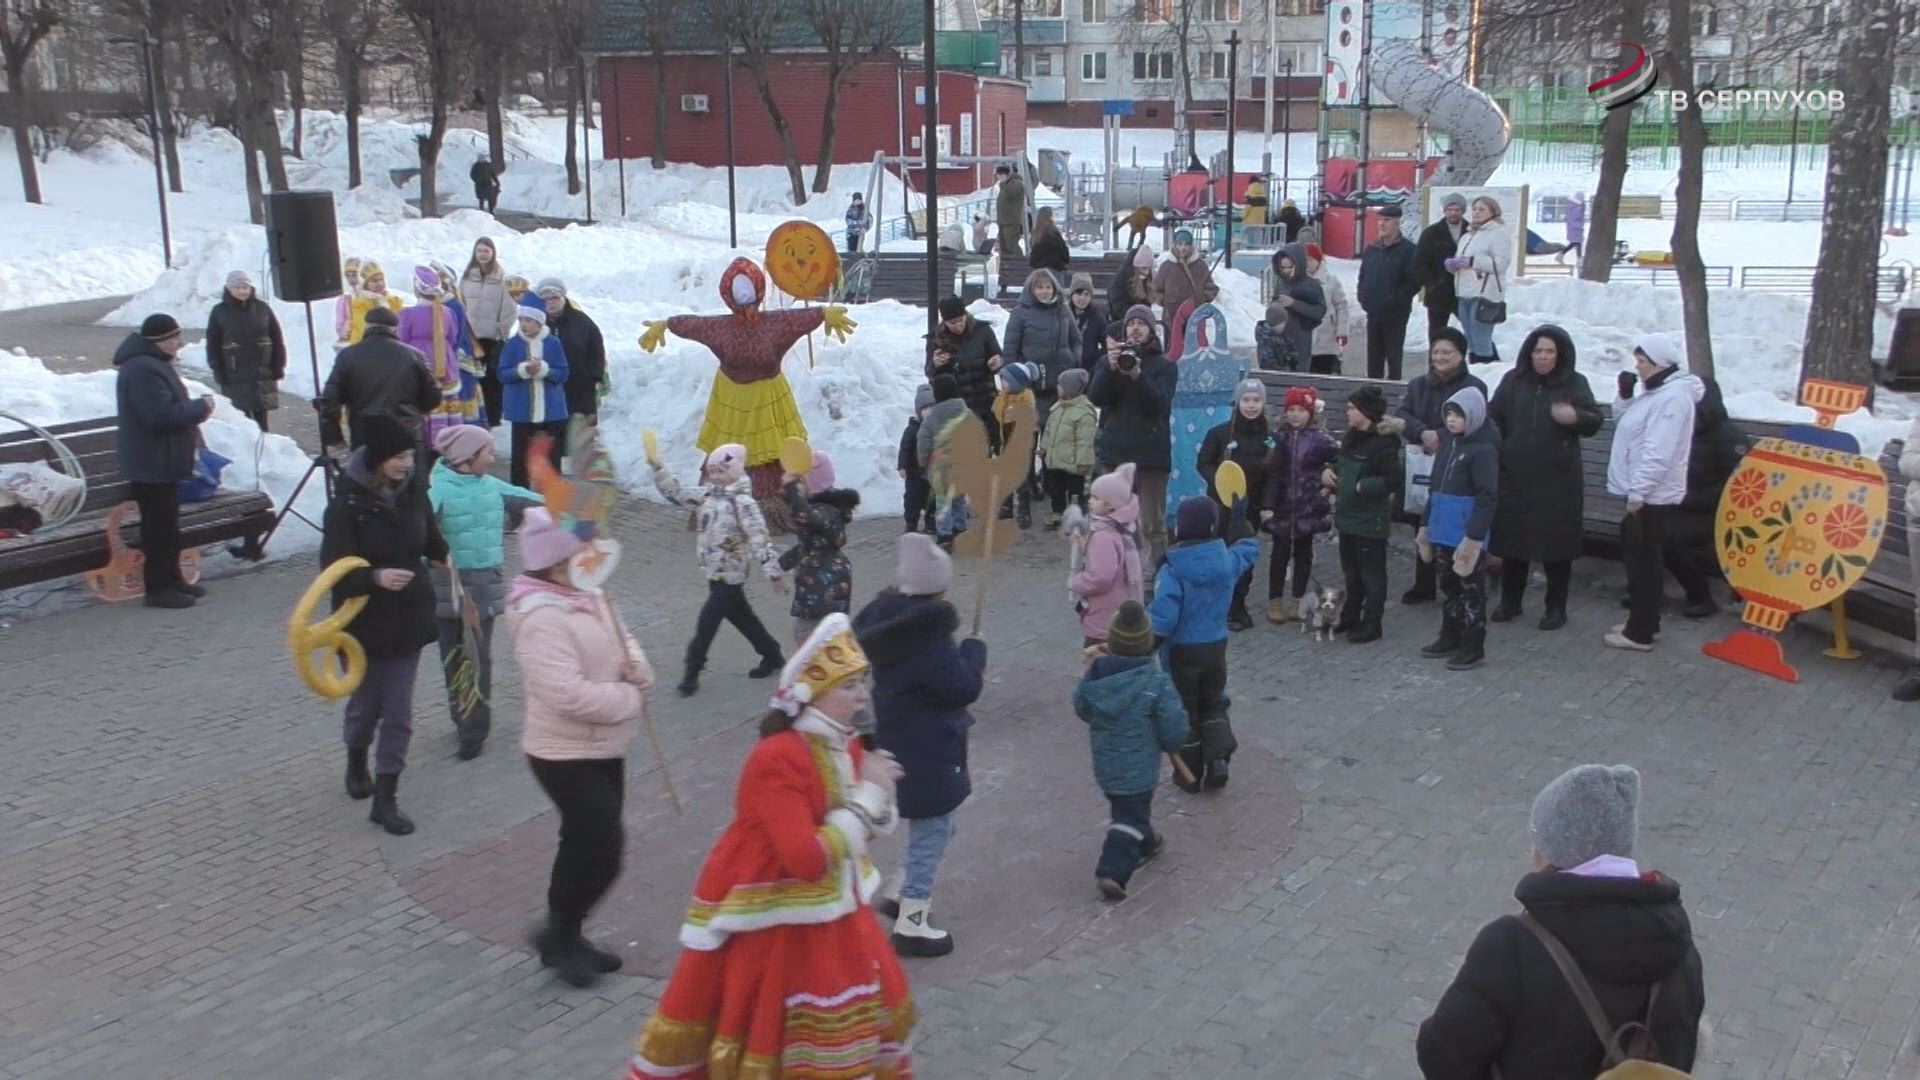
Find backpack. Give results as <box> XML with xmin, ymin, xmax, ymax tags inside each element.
<box><xmin>1515</xmin><ymin>913</ymin><xmax>1692</xmax><ymax>1079</ymax></box>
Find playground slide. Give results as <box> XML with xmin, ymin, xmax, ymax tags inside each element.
<box><xmin>1369</xmin><ymin>41</ymin><xmax>1511</xmax><ymax>195</ymax></box>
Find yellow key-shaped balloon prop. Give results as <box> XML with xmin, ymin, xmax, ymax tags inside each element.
<box><xmin>1215</xmin><ymin>460</ymin><xmax>1247</xmax><ymax>508</ymax></box>
<box><xmin>642</xmin><ymin>428</ymin><xmax>661</xmax><ymax>467</ymax></box>
<box><xmin>780</xmin><ymin>436</ymin><xmax>815</xmax><ymax>476</ymax></box>
<box><xmin>289</xmin><ymin>557</ymin><xmax>371</xmax><ymax>700</ymax></box>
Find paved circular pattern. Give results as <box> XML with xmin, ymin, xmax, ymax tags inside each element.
<box><xmin>399</xmin><ymin>661</ymin><xmax>1304</xmax><ymax>985</ymax></box>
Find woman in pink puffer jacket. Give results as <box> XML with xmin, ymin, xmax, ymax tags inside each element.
<box><xmin>506</xmin><ymin>508</ymin><xmax>652</xmax><ymax>990</ymax></box>
<box><xmin>1069</xmin><ymin>463</ymin><xmax>1147</xmax><ymax>645</ymax></box>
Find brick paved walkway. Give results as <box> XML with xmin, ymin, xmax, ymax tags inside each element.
<box><xmin>2</xmin><ymin>496</ymin><xmax>1918</xmax><ymax>1079</ymax></box>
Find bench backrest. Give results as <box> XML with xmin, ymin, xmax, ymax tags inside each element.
<box><xmin>0</xmin><ymin>416</ymin><xmax>128</xmax><ymax>514</ymax></box>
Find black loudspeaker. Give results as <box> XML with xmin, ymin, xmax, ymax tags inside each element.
<box><xmin>265</xmin><ymin>190</ymin><xmax>343</xmax><ymax>302</ymax></box>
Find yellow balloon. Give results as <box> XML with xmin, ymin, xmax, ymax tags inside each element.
<box><xmin>289</xmin><ymin>557</ymin><xmax>371</xmax><ymax>700</ymax></box>
<box><xmin>1215</xmin><ymin>460</ymin><xmax>1247</xmax><ymax>507</ymax></box>
<box><xmin>780</xmin><ymin>436</ymin><xmax>815</xmax><ymax>476</ymax></box>
<box><xmin>642</xmin><ymin>428</ymin><xmax>661</xmax><ymax>466</ymax></box>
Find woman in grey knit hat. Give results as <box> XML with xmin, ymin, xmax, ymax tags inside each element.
<box><xmin>1415</xmin><ymin>764</ymin><xmax>1706</xmax><ymax>1079</ymax></box>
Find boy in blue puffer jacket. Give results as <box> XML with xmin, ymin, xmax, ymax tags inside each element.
<box><xmin>427</xmin><ymin>424</ymin><xmax>544</xmax><ymax>758</ymax></box>
<box><xmin>1150</xmin><ymin>496</ymin><xmax>1259</xmax><ymax>792</ymax></box>
<box><xmin>1074</xmin><ymin>600</ymin><xmax>1188</xmax><ymax>902</ymax></box>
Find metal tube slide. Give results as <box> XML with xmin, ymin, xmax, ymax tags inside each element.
<box><xmin>1370</xmin><ymin>40</ymin><xmax>1511</xmax><ymax>194</ymax></box>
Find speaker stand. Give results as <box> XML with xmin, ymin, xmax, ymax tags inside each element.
<box><xmin>231</xmin><ymin>301</ymin><xmax>336</xmax><ymax>560</ymax></box>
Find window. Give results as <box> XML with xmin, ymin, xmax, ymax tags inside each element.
<box><xmin>1689</xmin><ymin>6</ymin><xmax>1721</xmax><ymax>37</ymax></box>
<box><xmin>1808</xmin><ymin>3</ymin><xmax>1827</xmax><ymax>31</ymax></box>
<box><xmin>1196</xmin><ymin>49</ymin><xmax>1228</xmax><ymax>80</ymax></box>
<box><xmin>1081</xmin><ymin>50</ymin><xmax>1108</xmax><ymax>81</ymax></box>
<box><xmin>1132</xmin><ymin>0</ymin><xmax>1172</xmax><ymax>21</ymax></box>
<box><xmin>1081</xmin><ymin>0</ymin><xmax>1107</xmax><ymax>22</ymax></box>
<box><xmin>1693</xmin><ymin>61</ymin><xmax>1725</xmax><ymax>87</ymax></box>
<box><xmin>1279</xmin><ymin>0</ymin><xmax>1325</xmax><ymax>13</ymax></box>
<box><xmin>1022</xmin><ymin>51</ymin><xmax>1055</xmax><ymax>76</ymax></box>
<box><xmin>1197</xmin><ymin>0</ymin><xmax>1240</xmax><ymax>20</ymax></box>
<box><xmin>1277</xmin><ymin>43</ymin><xmax>1321</xmax><ymax>75</ymax></box>
<box><xmin>1133</xmin><ymin>50</ymin><xmax>1175</xmax><ymax>80</ymax></box>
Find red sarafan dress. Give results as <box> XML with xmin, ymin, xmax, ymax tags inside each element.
<box><xmin>629</xmin><ymin>710</ymin><xmax>915</xmax><ymax>1080</ymax></box>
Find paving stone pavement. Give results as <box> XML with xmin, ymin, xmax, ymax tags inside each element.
<box><xmin>3</xmin><ymin>494</ymin><xmax>1919</xmax><ymax>1079</ymax></box>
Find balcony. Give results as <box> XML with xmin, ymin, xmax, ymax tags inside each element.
<box><xmin>1026</xmin><ymin>74</ymin><xmax>1068</xmax><ymax>102</ymax></box>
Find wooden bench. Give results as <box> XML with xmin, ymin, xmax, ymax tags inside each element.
<box><xmin>1617</xmin><ymin>195</ymin><xmax>1664</xmax><ymax>219</ymax></box>
<box><xmin>1247</xmin><ymin>370</ymin><xmax>1918</xmax><ymax>641</ymax></box>
<box><xmin>0</xmin><ymin>417</ymin><xmax>276</xmax><ymax>592</ymax></box>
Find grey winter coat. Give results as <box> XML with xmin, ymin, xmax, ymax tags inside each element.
<box><xmin>1002</xmin><ymin>287</ymin><xmax>1080</xmax><ymax>392</ymax></box>
<box><xmin>205</xmin><ymin>291</ymin><xmax>286</xmax><ymax>414</ymax></box>
<box><xmin>113</xmin><ymin>333</ymin><xmax>209</xmax><ymax>484</ymax></box>
<box><xmin>459</xmin><ymin>267</ymin><xmax>518</xmax><ymax>342</ymax></box>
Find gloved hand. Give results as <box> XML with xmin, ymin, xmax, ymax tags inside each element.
<box><xmin>1415</xmin><ymin>526</ymin><xmax>1433</xmax><ymax>564</ymax></box>
<box><xmin>1443</xmin><ymin>257</ymin><xmax>1467</xmax><ymax>272</ymax></box>
<box><xmin>823</xmin><ymin>305</ymin><xmax>858</xmax><ymax>342</ymax></box>
<box><xmin>1453</xmin><ymin>537</ymin><xmax>1483</xmax><ymax>577</ymax></box>
<box><xmin>639</xmin><ymin>320</ymin><xmax>669</xmax><ymax>353</ymax></box>
<box><xmin>1617</xmin><ymin>371</ymin><xmax>1637</xmax><ymax>399</ymax></box>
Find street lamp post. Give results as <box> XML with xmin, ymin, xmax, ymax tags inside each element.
<box><xmin>112</xmin><ymin>35</ymin><xmax>173</xmax><ymax>267</ymax></box>
<box><xmin>1224</xmin><ymin>31</ymin><xmax>1241</xmax><ymax>260</ymax></box>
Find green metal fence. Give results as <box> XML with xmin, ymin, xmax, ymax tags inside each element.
<box><xmin>1488</xmin><ymin>86</ymin><xmax>1875</xmax><ymax>170</ymax></box>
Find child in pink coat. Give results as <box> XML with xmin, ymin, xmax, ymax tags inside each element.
<box><xmin>506</xmin><ymin>508</ymin><xmax>652</xmax><ymax>989</ymax></box>
<box><xmin>1069</xmin><ymin>463</ymin><xmax>1147</xmax><ymax>646</ymax></box>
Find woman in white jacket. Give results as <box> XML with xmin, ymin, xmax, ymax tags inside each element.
<box><xmin>1605</xmin><ymin>333</ymin><xmax>1705</xmax><ymax>653</ymax></box>
<box><xmin>459</xmin><ymin>237</ymin><xmax>519</xmax><ymax>427</ymax></box>
<box><xmin>1895</xmin><ymin>416</ymin><xmax>1920</xmax><ymax>701</ymax></box>
<box><xmin>1446</xmin><ymin>196</ymin><xmax>1513</xmax><ymax>366</ymax></box>
<box><xmin>1305</xmin><ymin>242</ymin><xmax>1350</xmax><ymax>374</ymax></box>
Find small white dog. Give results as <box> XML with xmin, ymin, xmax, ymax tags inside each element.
<box><xmin>1302</xmin><ymin>579</ymin><xmax>1345</xmax><ymax>642</ymax></box>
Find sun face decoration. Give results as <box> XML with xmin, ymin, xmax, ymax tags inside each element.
<box><xmin>765</xmin><ymin>221</ymin><xmax>840</xmax><ymax>302</ymax></box>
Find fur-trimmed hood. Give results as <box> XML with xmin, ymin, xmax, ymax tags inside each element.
<box><xmin>807</xmin><ymin>488</ymin><xmax>861</xmax><ymax>516</ymax></box>
<box><xmin>852</xmin><ymin>589</ymin><xmax>960</xmax><ymax>666</ymax></box>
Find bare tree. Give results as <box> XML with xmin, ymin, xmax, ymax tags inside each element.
<box><xmin>394</xmin><ymin>0</ymin><xmax>470</xmax><ymax>216</ymax></box>
<box><xmin>284</xmin><ymin>6</ymin><xmax>308</xmax><ymax>158</ymax></box>
<box><xmin>634</xmin><ymin>0</ymin><xmax>682</xmax><ymax>169</ymax></box>
<box><xmin>1114</xmin><ymin>0</ymin><xmax>1199</xmax><ymax>146</ymax></box>
<box><xmin>715</xmin><ymin>0</ymin><xmax>809</xmax><ymax>204</ymax></box>
<box><xmin>1659</xmin><ymin>0</ymin><xmax>1712</xmax><ymax>378</ymax></box>
<box><xmin>0</xmin><ymin>0</ymin><xmax>59</xmax><ymax>205</ymax></box>
<box><xmin>188</xmin><ymin>0</ymin><xmax>292</xmax><ymax>221</ymax></box>
<box><xmin>106</xmin><ymin>0</ymin><xmax>186</xmax><ymax>191</ymax></box>
<box><xmin>543</xmin><ymin>0</ymin><xmax>593</xmax><ymax>194</ymax></box>
<box><xmin>1800</xmin><ymin>0</ymin><xmax>1900</xmax><ymax>385</ymax></box>
<box><xmin>321</xmin><ymin>0</ymin><xmax>383</xmax><ymax>188</ymax></box>
<box><xmin>472</xmin><ymin>0</ymin><xmax>530</xmax><ymax>176</ymax></box>
<box><xmin>798</xmin><ymin>0</ymin><xmax>909</xmax><ymax>192</ymax></box>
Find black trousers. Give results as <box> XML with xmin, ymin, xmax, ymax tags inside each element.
<box><xmin>1498</xmin><ymin>558</ymin><xmax>1573</xmax><ymax>613</ymax></box>
<box><xmin>1425</xmin><ymin>304</ymin><xmax>1455</xmax><ymax>342</ymax></box>
<box><xmin>1043</xmin><ymin>468</ymin><xmax>1087</xmax><ymax>514</ymax></box>
<box><xmin>243</xmin><ymin>406</ymin><xmax>270</xmax><ymax>432</ymax></box>
<box><xmin>510</xmin><ymin>420</ymin><xmax>566</xmax><ymax>489</ymax></box>
<box><xmin>1366</xmin><ymin>311</ymin><xmax>1410</xmax><ymax>380</ymax></box>
<box><xmin>1663</xmin><ymin>511</ymin><xmax>1719</xmax><ymax>605</ymax></box>
<box><xmin>527</xmin><ymin>756</ymin><xmax>625</xmax><ymax>936</ymax></box>
<box><xmin>475</xmin><ymin>338</ymin><xmax>503</xmax><ymax>427</ymax></box>
<box><xmin>1268</xmin><ymin>534</ymin><xmax>1314</xmax><ymax>599</ymax></box>
<box><xmin>130</xmin><ymin>481</ymin><xmax>183</xmax><ymax>596</ymax></box>
<box><xmin>1309</xmin><ymin>353</ymin><xmax>1342</xmax><ymax>375</ymax></box>
<box><xmin>903</xmin><ymin>474</ymin><xmax>932</xmax><ymax>531</ymax></box>
<box><xmin>1621</xmin><ymin>506</ymin><xmax>1673</xmax><ymax>644</ymax></box>
<box><xmin>1339</xmin><ymin>533</ymin><xmax>1388</xmax><ymax>627</ymax></box>
<box><xmin>1169</xmin><ymin>640</ymin><xmax>1234</xmax><ymax>769</ymax></box>
<box><xmin>476</xmin><ymin>186</ymin><xmax>499</xmax><ymax>212</ymax></box>
<box><xmin>685</xmin><ymin>581</ymin><xmax>784</xmax><ymax>673</ymax></box>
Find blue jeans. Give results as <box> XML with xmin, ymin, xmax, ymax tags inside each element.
<box><xmin>1095</xmin><ymin>790</ymin><xmax>1160</xmax><ymax>886</ymax></box>
<box><xmin>1456</xmin><ymin>297</ymin><xmax>1499</xmax><ymax>358</ymax></box>
<box><xmin>901</xmin><ymin>813</ymin><xmax>956</xmax><ymax>900</ymax></box>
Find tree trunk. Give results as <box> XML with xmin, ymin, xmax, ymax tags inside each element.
<box><xmin>486</xmin><ymin>67</ymin><xmax>507</xmax><ymax>176</ymax></box>
<box><xmin>419</xmin><ymin>98</ymin><xmax>448</xmax><ymax>217</ymax></box>
<box><xmin>248</xmin><ymin>65</ymin><xmax>289</xmax><ymax>191</ymax></box>
<box><xmin>1578</xmin><ymin>0</ymin><xmax>1645</xmax><ymax>284</ymax></box>
<box><xmin>339</xmin><ymin>45</ymin><xmax>363</xmax><ymax>187</ymax></box>
<box><xmin>287</xmin><ymin>19</ymin><xmax>306</xmax><ymax>159</ymax></box>
<box><xmin>648</xmin><ymin>47</ymin><xmax>669</xmax><ymax>169</ymax></box>
<box><xmin>564</xmin><ymin>62</ymin><xmax>580</xmax><ymax>195</ymax></box>
<box><xmin>7</xmin><ymin>95</ymin><xmax>41</xmax><ymax>204</ymax></box>
<box><xmin>812</xmin><ymin>64</ymin><xmax>849</xmax><ymax>194</ymax></box>
<box><xmin>1662</xmin><ymin>0</ymin><xmax>1712</xmax><ymax>379</ymax></box>
<box><xmin>1801</xmin><ymin>0</ymin><xmax>1899</xmax><ymax>385</ymax></box>
<box><xmin>1012</xmin><ymin>0</ymin><xmax>1023</xmax><ymax>81</ymax></box>
<box><xmin>741</xmin><ymin>56</ymin><xmax>809</xmax><ymax>205</ymax></box>
<box><xmin>149</xmin><ymin>30</ymin><xmax>184</xmax><ymax>192</ymax></box>
<box><xmin>236</xmin><ymin>93</ymin><xmax>265</xmax><ymax>223</ymax></box>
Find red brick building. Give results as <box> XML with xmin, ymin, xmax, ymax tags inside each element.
<box><xmin>587</xmin><ymin>1</ymin><xmax>1029</xmax><ymax>190</ymax></box>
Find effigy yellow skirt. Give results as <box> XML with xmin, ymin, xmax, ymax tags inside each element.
<box><xmin>698</xmin><ymin>371</ymin><xmax>807</xmax><ymax>467</ymax></box>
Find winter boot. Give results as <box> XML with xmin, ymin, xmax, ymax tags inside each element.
<box><xmin>890</xmin><ymin>898</ymin><xmax>954</xmax><ymax>958</ymax></box>
<box><xmin>1266</xmin><ymin>597</ymin><xmax>1296</xmax><ymax>624</ymax></box>
<box><xmin>1489</xmin><ymin>602</ymin><xmax>1520</xmax><ymax>623</ymax></box>
<box><xmin>1402</xmin><ymin>560</ymin><xmax>1437</xmax><ymax>605</ymax></box>
<box><xmin>532</xmin><ymin>924</ymin><xmax>600</xmax><ymax>988</ymax></box>
<box><xmin>1176</xmin><ymin>740</ymin><xmax>1205</xmax><ymax>793</ymax></box>
<box><xmin>1893</xmin><ymin>670</ymin><xmax>1920</xmax><ymax>703</ymax></box>
<box><xmin>1346</xmin><ymin>621</ymin><xmax>1383</xmax><ymax>644</ymax></box>
<box><xmin>1204</xmin><ymin>756</ymin><xmax>1230</xmax><ymax>790</ymax></box>
<box><xmin>1228</xmin><ymin>608</ymin><xmax>1255</xmax><ymax>632</ymax></box>
<box><xmin>368</xmin><ymin>774</ymin><xmax>416</xmax><ymax>836</ymax></box>
<box><xmin>1537</xmin><ymin>608</ymin><xmax>1568</xmax><ymax>631</ymax></box>
<box><xmin>578</xmin><ymin>938</ymin><xmax>624</xmax><ymax>974</ymax></box>
<box><xmin>1015</xmin><ymin>489</ymin><xmax>1033</xmax><ymax>529</ymax></box>
<box><xmin>1446</xmin><ymin>629</ymin><xmax>1487</xmax><ymax>671</ymax></box>
<box><xmin>1096</xmin><ymin>877</ymin><xmax>1128</xmax><ymax>901</ymax></box>
<box><xmin>143</xmin><ymin>589</ymin><xmax>195</xmax><ymax>609</ymax></box>
<box><xmin>676</xmin><ymin>669</ymin><xmax>700</xmax><ymax>697</ymax></box>
<box><xmin>1139</xmin><ymin>833</ymin><xmax>1165</xmax><ymax>862</ymax></box>
<box><xmin>1420</xmin><ymin>619</ymin><xmax>1462</xmax><ymax>658</ymax></box>
<box><xmin>344</xmin><ymin>747</ymin><xmax>375</xmax><ymax>800</ymax></box>
<box><xmin>748</xmin><ymin>654</ymin><xmax>784</xmax><ymax>679</ymax></box>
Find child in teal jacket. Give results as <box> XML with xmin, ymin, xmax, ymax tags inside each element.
<box><xmin>427</xmin><ymin>424</ymin><xmax>544</xmax><ymax>758</ymax></box>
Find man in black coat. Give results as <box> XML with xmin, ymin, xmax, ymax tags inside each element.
<box><xmin>1415</xmin><ymin>192</ymin><xmax>1469</xmax><ymax>342</ymax></box>
<box><xmin>1394</xmin><ymin>327</ymin><xmax>1487</xmax><ymax>603</ymax></box>
<box><xmin>1417</xmin><ymin>764</ymin><xmax>1705</xmax><ymax>1080</ymax></box>
<box><xmin>1355</xmin><ymin>206</ymin><xmax>1422</xmax><ymax>380</ymax></box>
<box><xmin>924</xmin><ymin>297</ymin><xmax>1004</xmax><ymax>437</ymax></box>
<box><xmin>1662</xmin><ymin>377</ymin><xmax>1747</xmax><ymax>617</ymax></box>
<box><xmin>114</xmin><ymin>314</ymin><xmax>216</xmax><ymax>609</ymax></box>
<box><xmin>1089</xmin><ymin>304</ymin><xmax>1179</xmax><ymax>567</ymax></box>
<box><xmin>319</xmin><ymin>305</ymin><xmax>443</xmax><ymax>452</ymax></box>
<box><xmin>536</xmin><ymin>277</ymin><xmax>607</xmax><ymax>427</ymax></box>
<box><xmin>470</xmin><ymin>157</ymin><xmax>500</xmax><ymax>212</ymax></box>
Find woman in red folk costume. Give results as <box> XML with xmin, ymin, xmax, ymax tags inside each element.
<box><xmin>639</xmin><ymin>258</ymin><xmax>856</xmax><ymax>529</ymax></box>
<box><xmin>629</xmin><ymin>612</ymin><xmax>915</xmax><ymax>1080</ymax></box>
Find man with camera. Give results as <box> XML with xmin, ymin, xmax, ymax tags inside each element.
<box><xmin>1088</xmin><ymin>305</ymin><xmax>1178</xmax><ymax>569</ymax></box>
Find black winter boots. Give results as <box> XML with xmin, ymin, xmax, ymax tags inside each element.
<box><xmin>369</xmin><ymin>774</ymin><xmax>415</xmax><ymax>836</ymax></box>
<box><xmin>533</xmin><ymin>923</ymin><xmax>622</xmax><ymax>988</ymax></box>
<box><xmin>344</xmin><ymin>747</ymin><xmax>374</xmax><ymax>800</ymax></box>
<box><xmin>1420</xmin><ymin>622</ymin><xmax>1461</xmax><ymax>658</ymax></box>
<box><xmin>1446</xmin><ymin>629</ymin><xmax>1487</xmax><ymax>671</ymax></box>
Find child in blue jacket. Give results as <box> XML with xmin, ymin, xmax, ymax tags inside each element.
<box><xmin>497</xmin><ymin>299</ymin><xmax>569</xmax><ymax>488</ymax></box>
<box><xmin>1073</xmin><ymin>600</ymin><xmax>1188</xmax><ymax>902</ymax></box>
<box><xmin>1150</xmin><ymin>496</ymin><xmax>1259</xmax><ymax>791</ymax></box>
<box><xmin>1417</xmin><ymin>386</ymin><xmax>1500</xmax><ymax>671</ymax></box>
<box><xmin>426</xmin><ymin>424</ymin><xmax>544</xmax><ymax>758</ymax></box>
